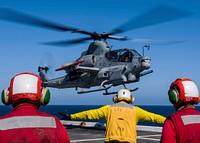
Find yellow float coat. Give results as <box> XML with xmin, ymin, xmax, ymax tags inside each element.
<box><xmin>71</xmin><ymin>102</ymin><xmax>166</xmax><ymax>142</ymax></box>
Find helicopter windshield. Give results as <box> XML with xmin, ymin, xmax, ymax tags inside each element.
<box><xmin>105</xmin><ymin>49</ymin><xmax>141</xmax><ymax>62</ymax></box>
<box><xmin>129</xmin><ymin>49</ymin><xmax>141</xmax><ymax>57</ymax></box>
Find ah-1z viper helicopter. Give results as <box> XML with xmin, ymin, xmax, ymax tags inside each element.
<box><xmin>0</xmin><ymin>5</ymin><xmax>191</xmax><ymax>95</ymax></box>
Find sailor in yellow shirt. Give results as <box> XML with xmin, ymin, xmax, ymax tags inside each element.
<box><xmin>60</xmin><ymin>88</ymin><xmax>166</xmax><ymax>143</ymax></box>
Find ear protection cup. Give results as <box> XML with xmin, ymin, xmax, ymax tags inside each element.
<box><xmin>130</xmin><ymin>95</ymin><xmax>135</xmax><ymax>104</ymax></box>
<box><xmin>2</xmin><ymin>87</ymin><xmax>51</xmax><ymax>106</ymax></box>
<box><xmin>168</xmin><ymin>89</ymin><xmax>179</xmax><ymax>104</ymax></box>
<box><xmin>40</xmin><ymin>88</ymin><xmax>50</xmax><ymax>106</ymax></box>
<box><xmin>112</xmin><ymin>95</ymin><xmax>118</xmax><ymax>103</ymax></box>
<box><xmin>1</xmin><ymin>88</ymin><xmax>11</xmax><ymax>106</ymax></box>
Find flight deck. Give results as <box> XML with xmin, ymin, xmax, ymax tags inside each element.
<box><xmin>62</xmin><ymin>120</ymin><xmax>162</xmax><ymax>143</ymax></box>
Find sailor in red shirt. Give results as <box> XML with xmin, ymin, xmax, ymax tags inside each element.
<box><xmin>0</xmin><ymin>72</ymin><xmax>70</xmax><ymax>143</ymax></box>
<box><xmin>160</xmin><ymin>77</ymin><xmax>200</xmax><ymax>143</ymax></box>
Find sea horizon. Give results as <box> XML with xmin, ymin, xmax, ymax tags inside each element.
<box><xmin>1</xmin><ymin>105</ymin><xmax>200</xmax><ymax>126</ymax></box>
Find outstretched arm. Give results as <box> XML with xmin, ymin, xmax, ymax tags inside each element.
<box><xmin>70</xmin><ymin>105</ymin><xmax>109</xmax><ymax>120</ymax></box>
<box><xmin>135</xmin><ymin>106</ymin><xmax>166</xmax><ymax>124</ymax></box>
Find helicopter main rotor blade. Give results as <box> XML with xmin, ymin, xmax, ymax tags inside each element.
<box><xmin>41</xmin><ymin>37</ymin><xmax>93</xmax><ymax>46</ymax></box>
<box><xmin>0</xmin><ymin>7</ymin><xmax>103</xmax><ymax>37</ymax></box>
<box><xmin>0</xmin><ymin>7</ymin><xmax>78</xmax><ymax>32</ymax></box>
<box><xmin>0</xmin><ymin>5</ymin><xmax>192</xmax><ymax>46</ymax></box>
<box><xmin>107</xmin><ymin>35</ymin><xmax>128</xmax><ymax>41</ymax></box>
<box><xmin>110</xmin><ymin>4</ymin><xmax>192</xmax><ymax>34</ymax></box>
<box><xmin>0</xmin><ymin>7</ymin><xmax>103</xmax><ymax>36</ymax></box>
<box><xmin>131</xmin><ymin>38</ymin><xmax>187</xmax><ymax>46</ymax></box>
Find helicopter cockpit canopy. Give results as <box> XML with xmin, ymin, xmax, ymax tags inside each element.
<box><xmin>105</xmin><ymin>49</ymin><xmax>141</xmax><ymax>62</ymax></box>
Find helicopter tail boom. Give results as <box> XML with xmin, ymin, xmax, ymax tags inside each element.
<box><xmin>38</xmin><ymin>66</ymin><xmax>49</xmax><ymax>82</ymax></box>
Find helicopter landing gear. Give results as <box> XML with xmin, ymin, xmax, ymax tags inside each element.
<box><xmin>103</xmin><ymin>86</ymin><xmax>139</xmax><ymax>95</ymax></box>
<box><xmin>77</xmin><ymin>80</ymin><xmax>139</xmax><ymax>95</ymax></box>
<box><xmin>77</xmin><ymin>80</ymin><xmax>112</xmax><ymax>94</ymax></box>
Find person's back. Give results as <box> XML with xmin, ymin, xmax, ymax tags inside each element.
<box><xmin>106</xmin><ymin>102</ymin><xmax>137</xmax><ymax>142</ymax></box>
<box><xmin>168</xmin><ymin>107</ymin><xmax>200</xmax><ymax>143</ymax></box>
<box><xmin>0</xmin><ymin>72</ymin><xmax>70</xmax><ymax>143</ymax></box>
<box><xmin>161</xmin><ymin>77</ymin><xmax>200</xmax><ymax>143</ymax></box>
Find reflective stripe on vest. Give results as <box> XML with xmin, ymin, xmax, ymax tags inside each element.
<box><xmin>111</xmin><ymin>103</ymin><xmax>133</xmax><ymax>108</ymax></box>
<box><xmin>181</xmin><ymin>115</ymin><xmax>200</xmax><ymax>125</ymax></box>
<box><xmin>0</xmin><ymin>116</ymin><xmax>56</xmax><ymax>130</ymax></box>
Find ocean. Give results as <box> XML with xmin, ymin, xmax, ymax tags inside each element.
<box><xmin>1</xmin><ymin>105</ymin><xmax>200</xmax><ymax>126</ymax></box>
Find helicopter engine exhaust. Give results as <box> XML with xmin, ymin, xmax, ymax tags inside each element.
<box><xmin>79</xmin><ymin>55</ymin><xmax>96</xmax><ymax>67</ymax></box>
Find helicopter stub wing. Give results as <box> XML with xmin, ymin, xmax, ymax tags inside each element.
<box><xmin>76</xmin><ymin>66</ymin><xmax>100</xmax><ymax>72</ymax></box>
<box><xmin>55</xmin><ymin>59</ymin><xmax>85</xmax><ymax>71</ymax></box>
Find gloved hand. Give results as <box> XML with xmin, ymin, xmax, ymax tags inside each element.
<box><xmin>58</xmin><ymin>112</ymin><xmax>71</xmax><ymax>120</ymax></box>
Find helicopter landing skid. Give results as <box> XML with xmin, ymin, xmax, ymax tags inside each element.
<box><xmin>77</xmin><ymin>80</ymin><xmax>113</xmax><ymax>94</ymax></box>
<box><xmin>103</xmin><ymin>87</ymin><xmax>139</xmax><ymax>95</ymax></box>
<box><xmin>77</xmin><ymin>80</ymin><xmax>139</xmax><ymax>95</ymax></box>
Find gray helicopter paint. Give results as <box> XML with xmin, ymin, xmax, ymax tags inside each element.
<box><xmin>1</xmin><ymin>5</ymin><xmax>188</xmax><ymax>94</ymax></box>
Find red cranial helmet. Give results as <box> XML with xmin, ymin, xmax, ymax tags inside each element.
<box><xmin>9</xmin><ymin>72</ymin><xmax>42</xmax><ymax>101</ymax></box>
<box><xmin>168</xmin><ymin>77</ymin><xmax>199</xmax><ymax>104</ymax></box>
<box><xmin>2</xmin><ymin>72</ymin><xmax>51</xmax><ymax>106</ymax></box>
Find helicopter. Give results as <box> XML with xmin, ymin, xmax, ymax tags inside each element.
<box><xmin>0</xmin><ymin>5</ymin><xmax>191</xmax><ymax>95</ymax></box>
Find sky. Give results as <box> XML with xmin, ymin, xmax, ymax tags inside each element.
<box><xmin>0</xmin><ymin>0</ymin><xmax>200</xmax><ymax>105</ymax></box>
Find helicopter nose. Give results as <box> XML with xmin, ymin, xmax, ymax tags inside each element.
<box><xmin>141</xmin><ymin>57</ymin><xmax>151</xmax><ymax>69</ymax></box>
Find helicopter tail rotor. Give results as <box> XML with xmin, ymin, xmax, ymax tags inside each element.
<box><xmin>38</xmin><ymin>66</ymin><xmax>49</xmax><ymax>83</ymax></box>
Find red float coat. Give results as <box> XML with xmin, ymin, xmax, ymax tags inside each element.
<box><xmin>0</xmin><ymin>104</ymin><xmax>70</xmax><ymax>143</ymax></box>
<box><xmin>161</xmin><ymin>107</ymin><xmax>200</xmax><ymax>143</ymax></box>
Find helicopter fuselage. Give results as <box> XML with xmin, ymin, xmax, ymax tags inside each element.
<box><xmin>41</xmin><ymin>46</ymin><xmax>151</xmax><ymax>90</ymax></box>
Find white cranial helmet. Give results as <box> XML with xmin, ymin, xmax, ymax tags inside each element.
<box><xmin>117</xmin><ymin>88</ymin><xmax>131</xmax><ymax>99</ymax></box>
<box><xmin>113</xmin><ymin>88</ymin><xmax>134</xmax><ymax>103</ymax></box>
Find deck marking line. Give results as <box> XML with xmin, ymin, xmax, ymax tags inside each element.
<box><xmin>137</xmin><ymin>137</ymin><xmax>160</xmax><ymax>141</ymax></box>
<box><xmin>137</xmin><ymin>134</ymin><xmax>161</xmax><ymax>138</ymax></box>
<box><xmin>71</xmin><ymin>138</ymin><xmax>105</xmax><ymax>142</ymax></box>
<box><xmin>71</xmin><ymin>134</ymin><xmax>161</xmax><ymax>142</ymax></box>
<box><xmin>137</xmin><ymin>134</ymin><xmax>161</xmax><ymax>141</ymax></box>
